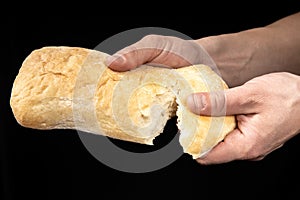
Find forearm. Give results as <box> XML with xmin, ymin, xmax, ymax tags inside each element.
<box><xmin>196</xmin><ymin>12</ymin><xmax>300</xmax><ymax>87</ymax></box>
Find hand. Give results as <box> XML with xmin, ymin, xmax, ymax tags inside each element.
<box><xmin>106</xmin><ymin>34</ymin><xmax>217</xmax><ymax>72</ymax></box>
<box><xmin>187</xmin><ymin>72</ymin><xmax>300</xmax><ymax>164</ymax></box>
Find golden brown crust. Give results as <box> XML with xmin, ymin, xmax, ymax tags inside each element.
<box><xmin>10</xmin><ymin>46</ymin><xmax>236</xmax><ymax>158</ymax></box>
<box><xmin>10</xmin><ymin>47</ymin><xmax>89</xmax><ymax>129</ymax></box>
<box><xmin>10</xmin><ymin>46</ymin><xmax>176</xmax><ymax>144</ymax></box>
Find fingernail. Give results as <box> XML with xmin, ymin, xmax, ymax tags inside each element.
<box><xmin>186</xmin><ymin>94</ymin><xmax>206</xmax><ymax>114</ymax></box>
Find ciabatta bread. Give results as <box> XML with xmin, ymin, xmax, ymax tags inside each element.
<box><xmin>10</xmin><ymin>46</ymin><xmax>236</xmax><ymax>158</ymax></box>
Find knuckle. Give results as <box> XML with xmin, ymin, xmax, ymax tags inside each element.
<box><xmin>234</xmin><ymin>88</ymin><xmax>266</xmax><ymax>112</ymax></box>
<box><xmin>242</xmin><ymin>83</ymin><xmax>267</xmax><ymax>107</ymax></box>
<box><xmin>243</xmin><ymin>93</ymin><xmax>265</xmax><ymax>107</ymax></box>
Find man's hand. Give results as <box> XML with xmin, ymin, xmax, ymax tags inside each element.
<box><xmin>186</xmin><ymin>72</ymin><xmax>300</xmax><ymax>164</ymax></box>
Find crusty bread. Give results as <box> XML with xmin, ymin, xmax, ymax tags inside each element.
<box><xmin>10</xmin><ymin>46</ymin><xmax>236</xmax><ymax>159</ymax></box>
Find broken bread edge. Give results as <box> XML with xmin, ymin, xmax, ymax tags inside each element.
<box><xmin>10</xmin><ymin>46</ymin><xmax>236</xmax><ymax>159</ymax></box>
<box><xmin>174</xmin><ymin>66</ymin><xmax>236</xmax><ymax>159</ymax></box>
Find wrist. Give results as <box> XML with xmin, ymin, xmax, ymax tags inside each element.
<box><xmin>195</xmin><ymin>27</ymin><xmax>277</xmax><ymax>87</ymax></box>
<box><xmin>196</xmin><ymin>33</ymin><xmax>254</xmax><ymax>87</ymax></box>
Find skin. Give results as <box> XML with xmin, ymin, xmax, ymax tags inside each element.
<box><xmin>107</xmin><ymin>12</ymin><xmax>300</xmax><ymax>165</ymax></box>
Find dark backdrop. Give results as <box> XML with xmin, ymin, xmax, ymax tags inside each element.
<box><xmin>4</xmin><ymin>3</ymin><xmax>300</xmax><ymax>200</ymax></box>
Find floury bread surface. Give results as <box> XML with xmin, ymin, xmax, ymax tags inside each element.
<box><xmin>10</xmin><ymin>46</ymin><xmax>236</xmax><ymax>158</ymax></box>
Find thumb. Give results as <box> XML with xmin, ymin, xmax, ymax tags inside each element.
<box><xmin>186</xmin><ymin>86</ymin><xmax>258</xmax><ymax>116</ymax></box>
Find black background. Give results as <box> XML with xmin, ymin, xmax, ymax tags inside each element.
<box><xmin>4</xmin><ymin>2</ymin><xmax>300</xmax><ymax>200</ymax></box>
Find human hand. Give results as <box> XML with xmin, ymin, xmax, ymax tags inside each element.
<box><xmin>187</xmin><ymin>72</ymin><xmax>300</xmax><ymax>164</ymax></box>
<box><xmin>106</xmin><ymin>34</ymin><xmax>217</xmax><ymax>72</ymax></box>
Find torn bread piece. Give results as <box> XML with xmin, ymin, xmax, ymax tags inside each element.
<box><xmin>10</xmin><ymin>46</ymin><xmax>236</xmax><ymax>159</ymax></box>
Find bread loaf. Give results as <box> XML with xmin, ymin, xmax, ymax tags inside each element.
<box><xmin>10</xmin><ymin>46</ymin><xmax>236</xmax><ymax>159</ymax></box>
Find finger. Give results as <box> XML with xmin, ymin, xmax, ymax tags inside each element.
<box><xmin>196</xmin><ymin>129</ymin><xmax>246</xmax><ymax>165</ymax></box>
<box><xmin>186</xmin><ymin>85</ymin><xmax>260</xmax><ymax>116</ymax></box>
<box><xmin>106</xmin><ymin>34</ymin><xmax>214</xmax><ymax>71</ymax></box>
<box><xmin>106</xmin><ymin>34</ymin><xmax>189</xmax><ymax>71</ymax></box>
<box><xmin>106</xmin><ymin>45</ymin><xmax>163</xmax><ymax>71</ymax></box>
